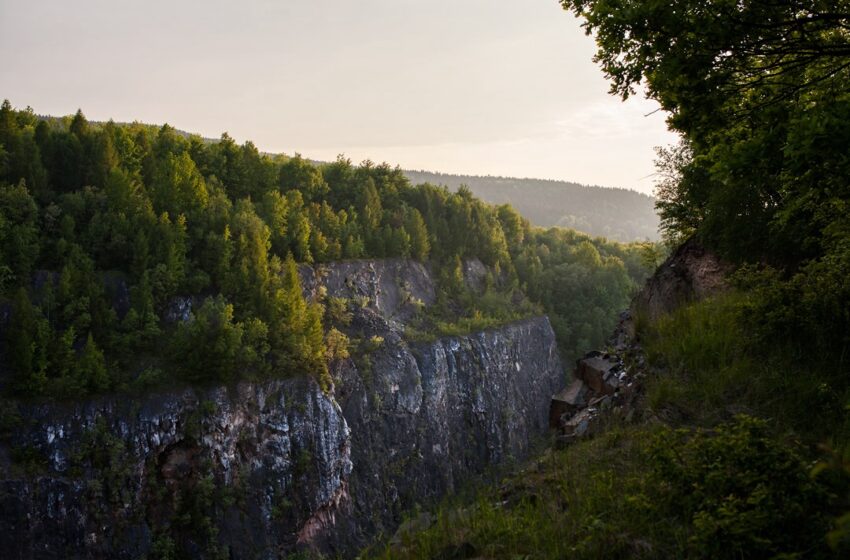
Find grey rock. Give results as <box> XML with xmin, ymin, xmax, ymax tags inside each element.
<box><xmin>1</xmin><ymin>260</ymin><xmax>564</xmax><ymax>559</ymax></box>
<box><xmin>549</xmin><ymin>379</ymin><xmax>589</xmax><ymax>428</ymax></box>
<box><xmin>576</xmin><ymin>354</ymin><xmax>619</xmax><ymax>395</ymax></box>
<box><xmin>300</xmin><ymin>259</ymin><xmax>436</xmax><ymax>326</ymax></box>
<box><xmin>0</xmin><ymin>378</ymin><xmax>351</xmax><ymax>560</ymax></box>
<box><xmin>461</xmin><ymin>258</ymin><xmax>489</xmax><ymax>293</ymax></box>
<box><xmin>164</xmin><ymin>296</ymin><xmax>194</xmax><ymax>324</ymax></box>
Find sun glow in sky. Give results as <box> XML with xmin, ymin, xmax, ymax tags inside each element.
<box><xmin>0</xmin><ymin>0</ymin><xmax>678</xmax><ymax>195</ymax></box>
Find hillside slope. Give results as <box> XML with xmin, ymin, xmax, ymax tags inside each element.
<box><xmin>402</xmin><ymin>170</ymin><xmax>660</xmax><ymax>242</ymax></box>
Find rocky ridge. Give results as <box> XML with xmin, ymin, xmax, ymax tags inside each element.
<box><xmin>632</xmin><ymin>237</ymin><xmax>731</xmax><ymax>321</ymax></box>
<box><xmin>0</xmin><ymin>259</ymin><xmax>565</xmax><ymax>559</ymax></box>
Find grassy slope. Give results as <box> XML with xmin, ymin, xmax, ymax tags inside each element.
<box><xmin>363</xmin><ymin>291</ymin><xmax>850</xmax><ymax>559</ymax></box>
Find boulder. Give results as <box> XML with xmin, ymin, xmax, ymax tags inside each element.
<box><xmin>576</xmin><ymin>353</ymin><xmax>619</xmax><ymax>395</ymax></box>
<box><xmin>561</xmin><ymin>408</ymin><xmax>597</xmax><ymax>440</ymax></box>
<box><xmin>549</xmin><ymin>379</ymin><xmax>590</xmax><ymax>428</ymax></box>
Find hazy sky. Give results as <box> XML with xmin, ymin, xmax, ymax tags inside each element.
<box><xmin>0</xmin><ymin>0</ymin><xmax>678</xmax><ymax>195</ymax></box>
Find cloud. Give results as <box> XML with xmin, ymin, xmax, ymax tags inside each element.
<box><xmin>554</xmin><ymin>96</ymin><xmax>666</xmax><ymax>139</ymax></box>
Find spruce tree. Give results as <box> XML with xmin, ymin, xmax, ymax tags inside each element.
<box><xmin>406</xmin><ymin>208</ymin><xmax>430</xmax><ymax>260</ymax></box>
<box><xmin>7</xmin><ymin>289</ymin><xmax>47</xmax><ymax>394</ymax></box>
<box><xmin>78</xmin><ymin>333</ymin><xmax>109</xmax><ymax>392</ymax></box>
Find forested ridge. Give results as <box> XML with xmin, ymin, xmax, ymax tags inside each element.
<box><xmin>0</xmin><ymin>101</ymin><xmax>655</xmax><ymax>400</ymax></box>
<box><xmin>402</xmin><ymin>169</ymin><xmax>660</xmax><ymax>242</ymax></box>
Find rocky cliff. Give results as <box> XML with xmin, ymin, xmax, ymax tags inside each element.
<box><xmin>0</xmin><ymin>259</ymin><xmax>564</xmax><ymax>559</ymax></box>
<box><xmin>632</xmin><ymin>237</ymin><xmax>731</xmax><ymax>321</ymax></box>
<box><xmin>549</xmin><ymin>238</ymin><xmax>734</xmax><ymax>447</ymax></box>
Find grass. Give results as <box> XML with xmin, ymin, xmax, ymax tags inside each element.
<box><xmin>365</xmin><ymin>423</ymin><xmax>669</xmax><ymax>560</ymax></box>
<box><xmin>641</xmin><ymin>292</ymin><xmax>850</xmax><ymax>442</ymax></box>
<box><xmin>361</xmin><ymin>291</ymin><xmax>850</xmax><ymax>559</ymax></box>
<box><xmin>366</xmin><ymin>419</ymin><xmax>845</xmax><ymax>560</ymax></box>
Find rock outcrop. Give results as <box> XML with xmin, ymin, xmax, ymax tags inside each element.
<box><xmin>1</xmin><ymin>378</ymin><xmax>351</xmax><ymax>559</ymax></box>
<box><xmin>551</xmin><ymin>238</ymin><xmax>730</xmax><ymax>443</ymax></box>
<box><xmin>0</xmin><ymin>259</ymin><xmax>564</xmax><ymax>559</ymax></box>
<box><xmin>331</xmin><ymin>316</ymin><xmax>562</xmax><ymax>552</ymax></box>
<box><xmin>633</xmin><ymin>237</ymin><xmax>732</xmax><ymax>321</ymax></box>
<box><xmin>549</xmin><ymin>311</ymin><xmax>646</xmax><ymax>443</ymax></box>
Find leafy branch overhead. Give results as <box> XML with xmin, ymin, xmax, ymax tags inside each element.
<box><xmin>564</xmin><ymin>1</ymin><xmax>850</xmax><ymax>268</ymax></box>
<box><xmin>561</xmin><ymin>1</ymin><xmax>850</xmax><ymax>129</ymax></box>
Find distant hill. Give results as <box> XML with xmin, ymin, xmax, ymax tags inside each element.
<box><xmin>402</xmin><ymin>170</ymin><xmax>660</xmax><ymax>242</ymax></box>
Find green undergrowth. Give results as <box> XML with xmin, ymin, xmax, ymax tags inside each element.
<box><xmin>367</xmin><ymin>417</ymin><xmax>847</xmax><ymax>559</ymax></box>
<box><xmin>364</xmin><ymin>288</ymin><xmax>850</xmax><ymax>559</ymax></box>
<box><xmin>642</xmin><ymin>291</ymin><xmax>850</xmax><ymax>444</ymax></box>
<box><xmin>403</xmin><ymin>281</ymin><xmax>541</xmax><ymax>343</ymax></box>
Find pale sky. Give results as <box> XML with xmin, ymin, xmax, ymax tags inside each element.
<box><xmin>0</xmin><ymin>0</ymin><xmax>678</xmax><ymax>195</ymax></box>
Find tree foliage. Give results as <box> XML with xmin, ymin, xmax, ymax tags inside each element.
<box><xmin>562</xmin><ymin>0</ymin><xmax>850</xmax><ymax>264</ymax></box>
<box><xmin>0</xmin><ymin>102</ymin><xmax>652</xmax><ymax>398</ymax></box>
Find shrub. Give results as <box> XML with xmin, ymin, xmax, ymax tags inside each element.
<box><xmin>325</xmin><ymin>296</ymin><xmax>352</xmax><ymax>326</ymax></box>
<box><xmin>325</xmin><ymin>327</ymin><xmax>350</xmax><ymax>361</ymax></box>
<box><xmin>647</xmin><ymin>416</ymin><xmax>830</xmax><ymax>558</ymax></box>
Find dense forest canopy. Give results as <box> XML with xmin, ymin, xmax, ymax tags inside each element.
<box><xmin>0</xmin><ymin>101</ymin><xmax>655</xmax><ymax>399</ymax></box>
<box><xmin>402</xmin><ymin>170</ymin><xmax>660</xmax><ymax>242</ymax></box>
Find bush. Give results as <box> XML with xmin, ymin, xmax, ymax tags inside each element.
<box><xmin>369</xmin><ymin>417</ymin><xmax>840</xmax><ymax>560</ymax></box>
<box><xmin>648</xmin><ymin>416</ymin><xmax>830</xmax><ymax>558</ymax></box>
<box><xmin>325</xmin><ymin>327</ymin><xmax>350</xmax><ymax>361</ymax></box>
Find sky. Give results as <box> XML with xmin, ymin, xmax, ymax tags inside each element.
<box><xmin>0</xmin><ymin>0</ymin><xmax>678</xmax><ymax>195</ymax></box>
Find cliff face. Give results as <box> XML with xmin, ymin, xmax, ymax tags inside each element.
<box><xmin>330</xmin><ymin>316</ymin><xmax>562</xmax><ymax>552</ymax></box>
<box><xmin>632</xmin><ymin>238</ymin><xmax>731</xmax><ymax>321</ymax></box>
<box><xmin>1</xmin><ymin>378</ymin><xmax>351</xmax><ymax>559</ymax></box>
<box><xmin>0</xmin><ymin>259</ymin><xmax>564</xmax><ymax>559</ymax></box>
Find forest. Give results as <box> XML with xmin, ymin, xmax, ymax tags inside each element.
<box><xmin>0</xmin><ymin>101</ymin><xmax>654</xmax><ymax>400</ymax></box>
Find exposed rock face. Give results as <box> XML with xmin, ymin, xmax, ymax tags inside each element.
<box><xmin>0</xmin><ymin>259</ymin><xmax>564</xmax><ymax>559</ymax></box>
<box><xmin>633</xmin><ymin>237</ymin><xmax>732</xmax><ymax>321</ymax></box>
<box><xmin>331</xmin><ymin>316</ymin><xmax>563</xmax><ymax>552</ymax></box>
<box><xmin>0</xmin><ymin>378</ymin><xmax>351</xmax><ymax>559</ymax></box>
<box><xmin>300</xmin><ymin>259</ymin><xmax>437</xmax><ymax>327</ymax></box>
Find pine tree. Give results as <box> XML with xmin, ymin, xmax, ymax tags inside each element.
<box><xmin>69</xmin><ymin>109</ymin><xmax>89</xmax><ymax>138</ymax></box>
<box><xmin>359</xmin><ymin>179</ymin><xmax>382</xmax><ymax>231</ymax></box>
<box><xmin>52</xmin><ymin>327</ymin><xmax>78</xmax><ymax>395</ymax></box>
<box><xmin>0</xmin><ymin>181</ymin><xmax>40</xmax><ymax>287</ymax></box>
<box><xmin>268</xmin><ymin>253</ymin><xmax>310</xmax><ymax>368</ymax></box>
<box><xmin>279</xmin><ymin>154</ymin><xmax>329</xmax><ymax>203</ymax></box>
<box><xmin>7</xmin><ymin>289</ymin><xmax>48</xmax><ymax>394</ymax></box>
<box><xmin>303</xmin><ymin>302</ymin><xmax>327</xmax><ymax>381</ymax></box>
<box><xmin>78</xmin><ymin>333</ymin><xmax>109</xmax><ymax>392</ymax></box>
<box><xmin>406</xmin><ymin>208</ymin><xmax>430</xmax><ymax>260</ymax></box>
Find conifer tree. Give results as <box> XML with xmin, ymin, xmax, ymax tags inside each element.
<box><xmin>406</xmin><ymin>208</ymin><xmax>430</xmax><ymax>260</ymax></box>
<box><xmin>69</xmin><ymin>109</ymin><xmax>89</xmax><ymax>138</ymax></box>
<box><xmin>78</xmin><ymin>333</ymin><xmax>109</xmax><ymax>392</ymax></box>
<box><xmin>7</xmin><ymin>288</ymin><xmax>48</xmax><ymax>394</ymax></box>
